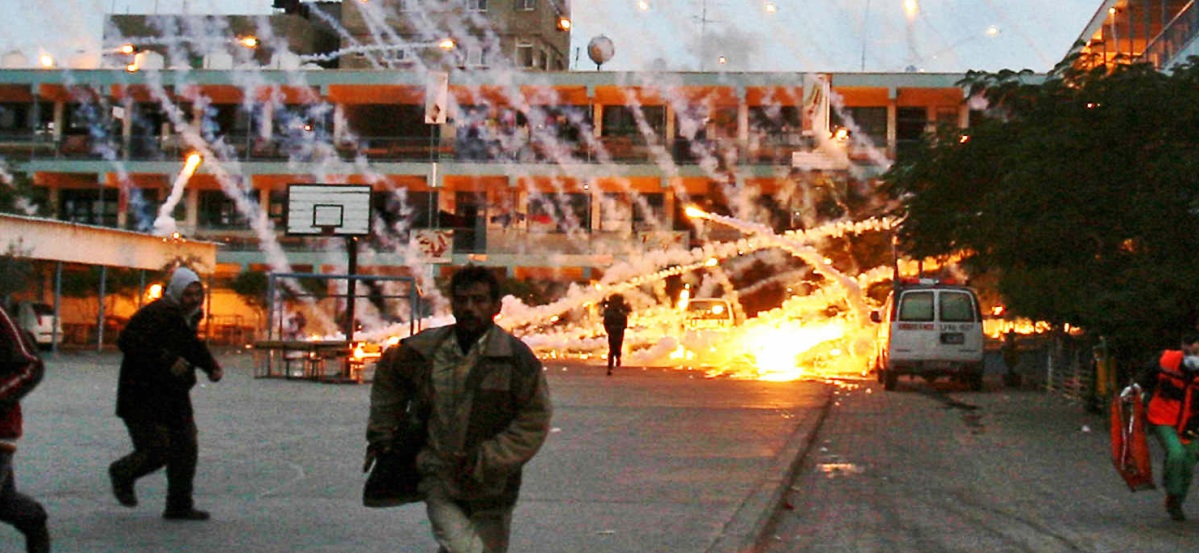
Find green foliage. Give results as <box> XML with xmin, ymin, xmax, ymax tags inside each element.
<box><xmin>230</xmin><ymin>271</ymin><xmax>269</xmax><ymax>313</ymax></box>
<box><xmin>885</xmin><ymin>59</ymin><xmax>1199</xmax><ymax>357</ymax></box>
<box><xmin>0</xmin><ymin>241</ymin><xmax>34</xmax><ymax>300</ymax></box>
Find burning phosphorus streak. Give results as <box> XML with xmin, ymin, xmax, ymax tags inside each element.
<box><xmin>152</xmin><ymin>152</ymin><xmax>202</xmax><ymax>237</ymax></box>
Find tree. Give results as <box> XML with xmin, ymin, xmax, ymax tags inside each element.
<box><xmin>230</xmin><ymin>271</ymin><xmax>269</xmax><ymax>318</ymax></box>
<box><xmin>0</xmin><ymin>241</ymin><xmax>34</xmax><ymax>305</ymax></box>
<box><xmin>883</xmin><ymin>57</ymin><xmax>1199</xmax><ymax>359</ymax></box>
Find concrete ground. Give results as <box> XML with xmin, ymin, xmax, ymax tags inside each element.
<box><xmin>1</xmin><ymin>349</ymin><xmax>833</xmax><ymax>553</ymax></box>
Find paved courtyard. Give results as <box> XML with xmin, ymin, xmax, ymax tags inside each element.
<box><xmin>1</xmin><ymin>349</ymin><xmax>831</xmax><ymax>553</ymax></box>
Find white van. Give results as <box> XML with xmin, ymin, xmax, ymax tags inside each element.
<box><xmin>16</xmin><ymin>301</ymin><xmax>61</xmax><ymax>350</ymax></box>
<box><xmin>870</xmin><ymin>279</ymin><xmax>985</xmax><ymax>391</ymax></box>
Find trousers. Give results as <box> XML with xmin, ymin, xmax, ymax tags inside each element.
<box><xmin>0</xmin><ymin>450</ymin><xmax>47</xmax><ymax>537</ymax></box>
<box><xmin>1152</xmin><ymin>424</ymin><xmax>1199</xmax><ymax>498</ymax></box>
<box><xmin>423</xmin><ymin>479</ymin><xmax>513</xmax><ymax>553</ymax></box>
<box><xmin>606</xmin><ymin>327</ymin><xmax>625</xmax><ymax>369</ymax></box>
<box><xmin>111</xmin><ymin>418</ymin><xmax>199</xmax><ymax>510</ymax></box>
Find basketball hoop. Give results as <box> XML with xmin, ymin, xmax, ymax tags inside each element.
<box><xmin>319</xmin><ymin>225</ymin><xmax>338</xmax><ymax>237</ymax></box>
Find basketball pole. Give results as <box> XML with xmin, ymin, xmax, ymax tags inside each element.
<box><xmin>345</xmin><ymin>235</ymin><xmax>358</xmax><ymax>345</ymax></box>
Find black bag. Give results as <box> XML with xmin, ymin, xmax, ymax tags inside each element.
<box><xmin>363</xmin><ymin>351</ymin><xmax>428</xmax><ymax>508</ymax></box>
<box><xmin>362</xmin><ymin>439</ymin><xmax>423</xmax><ymax>508</ymax></box>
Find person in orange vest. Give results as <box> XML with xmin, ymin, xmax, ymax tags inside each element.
<box><xmin>1138</xmin><ymin>332</ymin><xmax>1199</xmax><ymax>521</ymax></box>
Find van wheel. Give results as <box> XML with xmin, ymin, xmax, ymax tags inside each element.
<box><xmin>883</xmin><ymin>369</ymin><xmax>898</xmax><ymax>391</ymax></box>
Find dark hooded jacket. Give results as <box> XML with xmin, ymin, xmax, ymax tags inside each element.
<box><xmin>116</xmin><ymin>269</ymin><xmax>219</xmax><ymax>423</ymax></box>
<box><xmin>0</xmin><ymin>305</ymin><xmax>43</xmax><ymax>441</ymax></box>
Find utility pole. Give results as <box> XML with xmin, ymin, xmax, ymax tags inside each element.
<box><xmin>696</xmin><ymin>0</ymin><xmax>719</xmax><ymax>71</ymax></box>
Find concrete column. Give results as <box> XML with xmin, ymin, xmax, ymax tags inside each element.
<box><xmin>736</xmin><ymin>86</ymin><xmax>748</xmax><ymax>141</ymax></box>
<box><xmin>52</xmin><ymin>101</ymin><xmax>65</xmax><ymax>142</ymax></box>
<box><xmin>886</xmin><ymin>88</ymin><xmax>898</xmax><ymax>160</ymax></box>
<box><xmin>110</xmin><ymin>173</ymin><xmax>128</xmax><ymax>229</ymax></box>
<box><xmin>333</xmin><ymin>104</ymin><xmax>346</xmax><ymax>145</ymax></box>
<box><xmin>662</xmin><ymin>177</ymin><xmax>676</xmax><ymax>229</ymax></box>
<box><xmin>665</xmin><ymin>107</ymin><xmax>676</xmax><ymax>141</ymax></box>
<box><xmin>589</xmin><ymin>183</ymin><xmax>601</xmax><ymax>232</ymax></box>
<box><xmin>121</xmin><ymin>99</ymin><xmax>134</xmax><ymax>153</ymax></box>
<box><xmin>592</xmin><ymin>104</ymin><xmax>604</xmax><ymax>138</ymax></box>
<box><xmin>259</xmin><ymin>102</ymin><xmax>274</xmax><ymax>140</ymax></box>
<box><xmin>185</xmin><ymin>186</ymin><xmax>199</xmax><ymax>234</ymax></box>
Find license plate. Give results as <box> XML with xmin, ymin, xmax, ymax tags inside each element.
<box><xmin>940</xmin><ymin>332</ymin><xmax>965</xmax><ymax>345</ymax></box>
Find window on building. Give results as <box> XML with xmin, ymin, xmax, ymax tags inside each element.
<box><xmin>896</xmin><ymin>106</ymin><xmax>927</xmax><ymax>161</ymax></box>
<box><xmin>59</xmin><ymin>188</ymin><xmax>119</xmax><ymax>227</ymax></box>
<box><xmin>467</xmin><ymin>0</ymin><xmax>488</xmax><ymax>11</ymax></box>
<box><xmin>836</xmin><ymin>107</ymin><xmax>887</xmax><ymax>147</ymax></box>
<box><xmin>465</xmin><ymin>46</ymin><xmax>486</xmax><ymax>67</ymax></box>
<box><xmin>268</xmin><ymin>190</ymin><xmax>287</xmax><ymax>227</ymax></box>
<box><xmin>529</xmin><ymin>192</ymin><xmax>590</xmax><ymax>233</ymax></box>
<box><xmin>633</xmin><ymin>193</ymin><xmax>665</xmax><ymax>232</ymax></box>
<box><xmin>749</xmin><ymin>106</ymin><xmax>801</xmax><ymax>137</ymax></box>
<box><xmin>602</xmin><ymin>105</ymin><xmax>666</xmax><ymax>138</ymax></box>
<box><xmin>198</xmin><ymin>189</ymin><xmax>249</xmax><ymax>229</ymax></box>
<box><xmin>0</xmin><ymin>103</ymin><xmax>31</xmax><ymax>135</ymax></box>
<box><xmin>374</xmin><ymin>190</ymin><xmax>439</xmax><ymax>232</ymax></box>
<box><xmin>516</xmin><ymin>43</ymin><xmax>534</xmax><ymax>68</ymax></box>
<box><xmin>516</xmin><ymin>0</ymin><xmax>535</xmax><ymax>10</ymax></box>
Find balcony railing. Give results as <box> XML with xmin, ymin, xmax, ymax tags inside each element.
<box><xmin>0</xmin><ymin>130</ymin><xmax>881</xmax><ymax>167</ymax></box>
<box><xmin>1141</xmin><ymin>0</ymin><xmax>1198</xmax><ymax>69</ymax></box>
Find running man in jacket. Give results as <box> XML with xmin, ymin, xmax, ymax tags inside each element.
<box><xmin>367</xmin><ymin>266</ymin><xmax>551</xmax><ymax>553</ymax></box>
<box><xmin>108</xmin><ymin>267</ymin><xmax>223</xmax><ymax>521</ymax></box>
<box><xmin>0</xmin><ymin>304</ymin><xmax>49</xmax><ymax>552</ymax></box>
<box><xmin>1138</xmin><ymin>332</ymin><xmax>1199</xmax><ymax>521</ymax></box>
<box><xmin>601</xmin><ymin>295</ymin><xmax>630</xmax><ymax>376</ymax></box>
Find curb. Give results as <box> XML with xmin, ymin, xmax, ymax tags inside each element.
<box><xmin>706</xmin><ymin>383</ymin><xmax>836</xmax><ymax>553</ymax></box>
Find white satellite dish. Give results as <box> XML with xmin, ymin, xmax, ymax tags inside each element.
<box><xmin>587</xmin><ymin>35</ymin><xmax>615</xmax><ymax>70</ymax></box>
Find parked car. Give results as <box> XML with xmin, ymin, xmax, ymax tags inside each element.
<box><xmin>16</xmin><ymin>301</ymin><xmax>61</xmax><ymax>350</ymax></box>
<box><xmin>870</xmin><ymin>278</ymin><xmax>985</xmax><ymax>391</ymax></box>
<box><xmin>683</xmin><ymin>298</ymin><xmax>736</xmax><ymax>330</ymax></box>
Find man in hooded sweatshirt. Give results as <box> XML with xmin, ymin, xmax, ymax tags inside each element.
<box><xmin>0</xmin><ymin>304</ymin><xmax>49</xmax><ymax>552</ymax></box>
<box><xmin>108</xmin><ymin>267</ymin><xmax>223</xmax><ymax>521</ymax></box>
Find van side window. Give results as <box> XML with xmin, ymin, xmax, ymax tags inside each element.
<box><xmin>940</xmin><ymin>292</ymin><xmax>976</xmax><ymax>322</ymax></box>
<box><xmin>897</xmin><ymin>291</ymin><xmax>934</xmax><ymax>322</ymax></box>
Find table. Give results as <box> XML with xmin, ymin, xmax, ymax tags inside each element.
<box><xmin>252</xmin><ymin>340</ymin><xmax>351</xmax><ymax>380</ymax></box>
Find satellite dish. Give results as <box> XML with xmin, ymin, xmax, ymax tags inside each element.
<box><xmin>587</xmin><ymin>35</ymin><xmax>615</xmax><ymax>70</ymax></box>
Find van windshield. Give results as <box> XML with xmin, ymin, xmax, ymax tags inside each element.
<box><xmin>31</xmin><ymin>303</ymin><xmax>53</xmax><ymax>316</ymax></box>
<box><xmin>897</xmin><ymin>291</ymin><xmax>934</xmax><ymax>322</ymax></box>
<box><xmin>940</xmin><ymin>292</ymin><xmax>976</xmax><ymax>322</ymax></box>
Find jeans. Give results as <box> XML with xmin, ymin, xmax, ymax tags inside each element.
<box><xmin>111</xmin><ymin>418</ymin><xmax>199</xmax><ymax>510</ymax></box>
<box><xmin>423</xmin><ymin>479</ymin><xmax>513</xmax><ymax>553</ymax></box>
<box><xmin>0</xmin><ymin>450</ymin><xmax>47</xmax><ymax>538</ymax></box>
<box><xmin>1152</xmin><ymin>424</ymin><xmax>1199</xmax><ymax>498</ymax></box>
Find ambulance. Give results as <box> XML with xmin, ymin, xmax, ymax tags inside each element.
<box><xmin>870</xmin><ymin>278</ymin><xmax>985</xmax><ymax>391</ymax></box>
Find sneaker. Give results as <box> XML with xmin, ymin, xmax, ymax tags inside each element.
<box><xmin>108</xmin><ymin>465</ymin><xmax>137</xmax><ymax>507</ymax></box>
<box><xmin>1166</xmin><ymin>494</ymin><xmax>1186</xmax><ymax>522</ymax></box>
<box><xmin>163</xmin><ymin>508</ymin><xmax>210</xmax><ymax>521</ymax></box>
<box><xmin>24</xmin><ymin>524</ymin><xmax>49</xmax><ymax>553</ymax></box>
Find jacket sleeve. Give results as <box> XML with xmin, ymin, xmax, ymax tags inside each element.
<box><xmin>367</xmin><ymin>345</ymin><xmax>411</xmax><ymax>449</ymax></box>
<box><xmin>0</xmin><ymin>307</ymin><xmax>44</xmax><ymax>405</ymax></box>
<box><xmin>474</xmin><ymin>345</ymin><xmax>552</xmax><ymax>481</ymax></box>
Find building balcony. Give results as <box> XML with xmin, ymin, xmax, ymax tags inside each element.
<box><xmin>7</xmin><ymin>130</ymin><xmax>881</xmax><ymax>170</ymax></box>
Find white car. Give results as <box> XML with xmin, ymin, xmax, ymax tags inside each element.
<box><xmin>16</xmin><ymin>301</ymin><xmax>61</xmax><ymax>350</ymax></box>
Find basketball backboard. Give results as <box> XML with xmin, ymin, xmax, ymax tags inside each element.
<box><xmin>286</xmin><ymin>184</ymin><xmax>372</xmax><ymax>236</ymax></box>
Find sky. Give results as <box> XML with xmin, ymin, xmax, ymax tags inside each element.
<box><xmin>0</xmin><ymin>0</ymin><xmax>1106</xmax><ymax>73</ymax></box>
